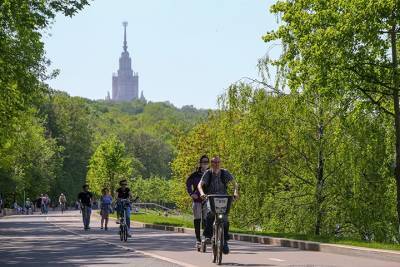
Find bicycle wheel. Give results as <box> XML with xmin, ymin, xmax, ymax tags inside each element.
<box><xmin>120</xmin><ymin>225</ymin><xmax>124</xmax><ymax>241</ymax></box>
<box><xmin>212</xmin><ymin>224</ymin><xmax>217</xmax><ymax>263</ymax></box>
<box><xmin>216</xmin><ymin>223</ymin><xmax>224</xmax><ymax>265</ymax></box>
<box><xmin>123</xmin><ymin>225</ymin><xmax>128</xmax><ymax>242</ymax></box>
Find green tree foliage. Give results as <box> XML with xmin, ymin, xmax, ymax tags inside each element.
<box><xmin>0</xmin><ymin>0</ymin><xmax>90</xmax><ymax>135</ymax></box>
<box><xmin>41</xmin><ymin>92</ymin><xmax>93</xmax><ymax>200</ymax></box>
<box><xmin>86</xmin><ymin>136</ymin><xmax>133</xmax><ymax>197</ymax></box>
<box><xmin>172</xmin><ymin>82</ymin><xmax>396</xmax><ymax>242</ymax></box>
<box><xmin>131</xmin><ymin>176</ymin><xmax>173</xmax><ymax>205</ymax></box>
<box><xmin>0</xmin><ymin>0</ymin><xmax>90</xmax><ymax>205</ymax></box>
<box><xmin>263</xmin><ymin>0</ymin><xmax>400</xmax><ymax>235</ymax></box>
<box><xmin>0</xmin><ymin>110</ymin><xmax>60</xmax><ymax>204</ymax></box>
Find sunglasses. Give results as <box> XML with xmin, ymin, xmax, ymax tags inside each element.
<box><xmin>201</xmin><ymin>161</ymin><xmax>210</xmax><ymax>164</ymax></box>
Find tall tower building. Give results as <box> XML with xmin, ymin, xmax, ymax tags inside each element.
<box><xmin>111</xmin><ymin>22</ymin><xmax>139</xmax><ymax>101</ymax></box>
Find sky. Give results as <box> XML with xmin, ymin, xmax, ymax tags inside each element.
<box><xmin>44</xmin><ymin>0</ymin><xmax>279</xmax><ymax>109</ymax></box>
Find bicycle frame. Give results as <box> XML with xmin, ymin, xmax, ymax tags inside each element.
<box><xmin>118</xmin><ymin>200</ymin><xmax>130</xmax><ymax>242</ymax></box>
<box><xmin>207</xmin><ymin>195</ymin><xmax>233</xmax><ymax>265</ymax></box>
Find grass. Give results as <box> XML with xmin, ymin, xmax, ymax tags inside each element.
<box><xmin>229</xmin><ymin>228</ymin><xmax>400</xmax><ymax>251</ymax></box>
<box><xmin>108</xmin><ymin>210</ymin><xmax>193</xmax><ymax>228</ymax></box>
<box><xmin>107</xmin><ymin>211</ymin><xmax>400</xmax><ymax>251</ymax></box>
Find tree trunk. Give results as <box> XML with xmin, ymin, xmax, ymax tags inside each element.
<box><xmin>390</xmin><ymin>25</ymin><xmax>400</xmax><ymax>234</ymax></box>
<box><xmin>315</xmin><ymin>119</ymin><xmax>325</xmax><ymax>236</ymax></box>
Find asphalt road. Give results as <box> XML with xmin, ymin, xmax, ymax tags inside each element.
<box><xmin>0</xmin><ymin>211</ymin><xmax>399</xmax><ymax>267</ymax></box>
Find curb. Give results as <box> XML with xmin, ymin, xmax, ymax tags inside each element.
<box><xmin>0</xmin><ymin>209</ymin><xmax>17</xmax><ymax>217</ymax></box>
<box><xmin>132</xmin><ymin>221</ymin><xmax>400</xmax><ymax>263</ymax></box>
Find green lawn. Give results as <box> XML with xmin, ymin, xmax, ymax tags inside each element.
<box><xmin>108</xmin><ymin>211</ymin><xmax>400</xmax><ymax>251</ymax></box>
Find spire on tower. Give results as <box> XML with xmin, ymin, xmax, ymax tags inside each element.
<box><xmin>123</xmin><ymin>21</ymin><xmax>128</xmax><ymax>52</ymax></box>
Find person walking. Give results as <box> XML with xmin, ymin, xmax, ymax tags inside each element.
<box><xmin>78</xmin><ymin>184</ymin><xmax>93</xmax><ymax>230</ymax></box>
<box><xmin>100</xmin><ymin>188</ymin><xmax>112</xmax><ymax>230</ymax></box>
<box><xmin>39</xmin><ymin>194</ymin><xmax>45</xmax><ymax>214</ymax></box>
<box><xmin>186</xmin><ymin>155</ymin><xmax>209</xmax><ymax>248</ymax></box>
<box><xmin>43</xmin><ymin>194</ymin><xmax>50</xmax><ymax>214</ymax></box>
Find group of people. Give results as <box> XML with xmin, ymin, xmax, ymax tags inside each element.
<box><xmin>75</xmin><ymin>155</ymin><xmax>239</xmax><ymax>255</ymax></box>
<box><xmin>77</xmin><ymin>180</ymin><xmax>133</xmax><ymax>234</ymax></box>
<box><xmin>186</xmin><ymin>155</ymin><xmax>239</xmax><ymax>255</ymax></box>
<box><xmin>36</xmin><ymin>194</ymin><xmax>51</xmax><ymax>214</ymax></box>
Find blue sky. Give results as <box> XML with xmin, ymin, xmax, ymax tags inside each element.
<box><xmin>44</xmin><ymin>0</ymin><xmax>278</xmax><ymax>109</ymax></box>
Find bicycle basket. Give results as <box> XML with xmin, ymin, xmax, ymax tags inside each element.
<box><xmin>208</xmin><ymin>195</ymin><xmax>233</xmax><ymax>214</ymax></box>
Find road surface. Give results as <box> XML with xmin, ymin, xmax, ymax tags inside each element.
<box><xmin>0</xmin><ymin>211</ymin><xmax>398</xmax><ymax>267</ymax></box>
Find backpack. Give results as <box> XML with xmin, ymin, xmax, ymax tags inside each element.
<box><xmin>203</xmin><ymin>169</ymin><xmax>228</xmax><ymax>194</ymax></box>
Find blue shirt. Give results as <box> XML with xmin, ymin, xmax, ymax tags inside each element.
<box><xmin>101</xmin><ymin>195</ymin><xmax>112</xmax><ymax>205</ymax></box>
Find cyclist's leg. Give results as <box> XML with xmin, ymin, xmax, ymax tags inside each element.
<box><xmin>223</xmin><ymin>220</ymin><xmax>230</xmax><ymax>241</ymax></box>
<box><xmin>222</xmin><ymin>218</ymin><xmax>230</xmax><ymax>254</ymax></box>
<box><xmin>125</xmin><ymin>206</ymin><xmax>131</xmax><ymax>229</ymax></box>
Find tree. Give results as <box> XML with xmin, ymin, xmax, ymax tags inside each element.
<box><xmin>0</xmin><ymin>109</ymin><xmax>60</xmax><ymax>205</ymax></box>
<box><xmin>86</xmin><ymin>136</ymin><xmax>133</xmax><ymax>197</ymax></box>
<box><xmin>0</xmin><ymin>0</ymin><xmax>90</xmax><ymax>136</ymax></box>
<box><xmin>41</xmin><ymin>92</ymin><xmax>93</xmax><ymax>200</ymax></box>
<box><xmin>263</xmin><ymin>0</ymin><xmax>400</xmax><ymax>236</ymax></box>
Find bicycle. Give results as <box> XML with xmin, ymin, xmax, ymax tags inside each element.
<box><xmin>118</xmin><ymin>199</ymin><xmax>131</xmax><ymax>242</ymax></box>
<box><xmin>202</xmin><ymin>194</ymin><xmax>233</xmax><ymax>265</ymax></box>
<box><xmin>60</xmin><ymin>202</ymin><xmax>66</xmax><ymax>214</ymax></box>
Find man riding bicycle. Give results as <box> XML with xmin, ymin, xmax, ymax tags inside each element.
<box><xmin>198</xmin><ymin>156</ymin><xmax>239</xmax><ymax>255</ymax></box>
<box><xmin>59</xmin><ymin>193</ymin><xmax>67</xmax><ymax>211</ymax></box>
<box><xmin>116</xmin><ymin>179</ymin><xmax>135</xmax><ymax>237</ymax></box>
<box><xmin>25</xmin><ymin>198</ymin><xmax>33</xmax><ymax>214</ymax></box>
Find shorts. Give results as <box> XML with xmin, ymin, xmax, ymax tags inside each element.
<box><xmin>100</xmin><ymin>204</ymin><xmax>111</xmax><ymax>218</ymax></box>
<box><xmin>192</xmin><ymin>202</ymin><xmax>207</xmax><ymax>220</ymax></box>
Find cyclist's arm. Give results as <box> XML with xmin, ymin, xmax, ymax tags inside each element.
<box><xmin>225</xmin><ymin>170</ymin><xmax>239</xmax><ymax>198</ymax></box>
<box><xmin>197</xmin><ymin>180</ymin><xmax>206</xmax><ymax>197</ymax></box>
<box><xmin>198</xmin><ymin>170</ymin><xmax>210</xmax><ymax>197</ymax></box>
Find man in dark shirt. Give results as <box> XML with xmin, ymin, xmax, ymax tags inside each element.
<box><xmin>78</xmin><ymin>184</ymin><xmax>93</xmax><ymax>230</ymax></box>
<box><xmin>116</xmin><ymin>179</ymin><xmax>134</xmax><ymax>236</ymax></box>
<box><xmin>198</xmin><ymin>156</ymin><xmax>239</xmax><ymax>255</ymax></box>
<box><xmin>186</xmin><ymin>155</ymin><xmax>209</xmax><ymax>248</ymax></box>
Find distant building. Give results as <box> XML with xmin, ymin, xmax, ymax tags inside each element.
<box><xmin>108</xmin><ymin>22</ymin><xmax>141</xmax><ymax>102</ymax></box>
<box><xmin>140</xmin><ymin>91</ymin><xmax>146</xmax><ymax>102</ymax></box>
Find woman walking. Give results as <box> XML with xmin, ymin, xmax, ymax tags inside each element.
<box><xmin>100</xmin><ymin>188</ymin><xmax>112</xmax><ymax>230</ymax></box>
<box><xmin>186</xmin><ymin>155</ymin><xmax>209</xmax><ymax>248</ymax></box>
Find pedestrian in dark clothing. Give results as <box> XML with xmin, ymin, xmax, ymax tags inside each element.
<box><xmin>186</xmin><ymin>155</ymin><xmax>209</xmax><ymax>248</ymax></box>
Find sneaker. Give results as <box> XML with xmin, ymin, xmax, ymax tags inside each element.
<box><xmin>100</xmin><ymin>226</ymin><xmax>103</xmax><ymax>230</ymax></box>
<box><xmin>116</xmin><ymin>221</ymin><xmax>120</xmax><ymax>224</ymax></box>
<box><xmin>223</xmin><ymin>242</ymin><xmax>229</xmax><ymax>254</ymax></box>
<box><xmin>196</xmin><ymin>241</ymin><xmax>201</xmax><ymax>248</ymax></box>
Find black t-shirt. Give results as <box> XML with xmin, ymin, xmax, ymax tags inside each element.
<box><xmin>116</xmin><ymin>187</ymin><xmax>130</xmax><ymax>199</ymax></box>
<box><xmin>78</xmin><ymin>191</ymin><xmax>93</xmax><ymax>207</ymax></box>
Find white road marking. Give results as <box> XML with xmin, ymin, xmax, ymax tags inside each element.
<box><xmin>46</xmin><ymin>216</ymin><xmax>197</xmax><ymax>267</ymax></box>
<box><xmin>268</xmin><ymin>257</ymin><xmax>286</xmax><ymax>262</ymax></box>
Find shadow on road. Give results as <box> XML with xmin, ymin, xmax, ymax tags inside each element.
<box><xmin>0</xmin><ymin>216</ymin><xmax>156</xmax><ymax>266</ymax></box>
